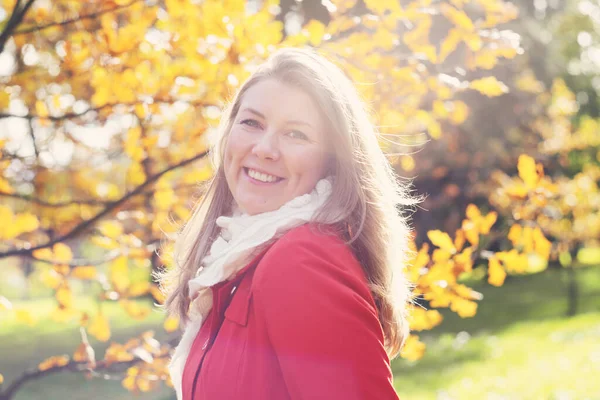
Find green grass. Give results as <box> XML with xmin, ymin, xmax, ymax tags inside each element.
<box><xmin>0</xmin><ymin>298</ymin><xmax>175</xmax><ymax>400</ymax></box>
<box><xmin>1</xmin><ymin>267</ymin><xmax>600</xmax><ymax>399</ymax></box>
<box><xmin>393</xmin><ymin>266</ymin><xmax>600</xmax><ymax>400</ymax></box>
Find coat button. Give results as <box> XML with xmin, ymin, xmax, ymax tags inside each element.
<box><xmin>230</xmin><ymin>286</ymin><xmax>237</xmax><ymax>295</ymax></box>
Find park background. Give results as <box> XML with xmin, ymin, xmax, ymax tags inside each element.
<box><xmin>0</xmin><ymin>0</ymin><xmax>599</xmax><ymax>399</ymax></box>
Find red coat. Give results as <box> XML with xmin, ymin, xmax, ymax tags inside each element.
<box><xmin>181</xmin><ymin>223</ymin><xmax>400</xmax><ymax>400</ymax></box>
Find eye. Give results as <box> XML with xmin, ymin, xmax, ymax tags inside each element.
<box><xmin>240</xmin><ymin>118</ymin><xmax>262</xmax><ymax>129</ymax></box>
<box><xmin>287</xmin><ymin>130</ymin><xmax>309</xmax><ymax>141</ymax></box>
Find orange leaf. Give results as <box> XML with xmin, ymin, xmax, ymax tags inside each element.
<box><xmin>38</xmin><ymin>355</ymin><xmax>70</xmax><ymax>371</ymax></box>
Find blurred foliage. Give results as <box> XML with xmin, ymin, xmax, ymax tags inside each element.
<box><xmin>0</xmin><ymin>0</ymin><xmax>598</xmax><ymax>398</ymax></box>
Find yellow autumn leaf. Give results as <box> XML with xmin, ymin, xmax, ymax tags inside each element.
<box><xmin>88</xmin><ymin>313</ymin><xmax>111</xmax><ymax>342</ymax></box>
<box><xmin>518</xmin><ymin>154</ymin><xmax>540</xmax><ymax>189</ymax></box>
<box><xmin>14</xmin><ymin>213</ymin><xmax>39</xmax><ymax>234</ymax></box>
<box><xmin>163</xmin><ymin>315</ymin><xmax>180</xmax><ymax>333</ymax></box>
<box><xmin>455</xmin><ymin>248</ymin><xmax>473</xmax><ymax>273</ymax></box>
<box><xmin>98</xmin><ymin>220</ymin><xmax>123</xmax><ymax>239</ymax></box>
<box><xmin>41</xmin><ymin>268</ymin><xmax>62</xmax><ymax>289</ymax></box>
<box><xmin>0</xmin><ymin>176</ymin><xmax>14</xmax><ymax>194</ymax></box>
<box><xmin>38</xmin><ymin>355</ymin><xmax>70</xmax><ymax>371</ymax></box>
<box><xmin>149</xmin><ymin>285</ymin><xmax>166</xmax><ymax>304</ymax></box>
<box><xmin>122</xmin><ymin>375</ymin><xmax>137</xmax><ymax>391</ymax></box>
<box><xmin>105</xmin><ymin>342</ymin><xmax>134</xmax><ymax>364</ymax></box>
<box><xmin>427</xmin><ymin>119</ymin><xmax>442</xmax><ymax>139</ymax></box>
<box><xmin>439</xmin><ymin>28</ymin><xmax>461</xmax><ymax>62</ymax></box>
<box><xmin>32</xmin><ymin>247</ymin><xmax>53</xmax><ymax>261</ymax></box>
<box><xmin>15</xmin><ymin>309</ymin><xmax>36</xmax><ymax>326</ymax></box>
<box><xmin>488</xmin><ymin>257</ymin><xmax>506</xmax><ymax>286</ymax></box>
<box><xmin>533</xmin><ymin>227</ymin><xmax>552</xmax><ymax>260</ymax></box>
<box><xmin>450</xmin><ymin>297</ymin><xmax>477</xmax><ymax>318</ymax></box>
<box><xmin>408</xmin><ymin>308</ymin><xmax>443</xmax><ymax>331</ymax></box>
<box><xmin>400</xmin><ymin>155</ymin><xmax>415</xmax><ymax>171</ymax></box>
<box><xmin>304</xmin><ymin>20</ymin><xmax>326</xmax><ymax>46</ymax></box>
<box><xmin>0</xmin><ymin>91</ymin><xmax>9</xmax><ymax>109</ymax></box>
<box><xmin>110</xmin><ymin>256</ymin><xmax>130</xmax><ymax>293</ymax></box>
<box><xmin>121</xmin><ymin>300</ymin><xmax>151</xmax><ymax>320</ymax></box>
<box><xmin>56</xmin><ymin>285</ymin><xmax>73</xmax><ymax>308</ymax></box>
<box><xmin>441</xmin><ymin>3</ymin><xmax>474</xmax><ymax>31</ymax></box>
<box><xmin>522</xmin><ymin>226</ymin><xmax>534</xmax><ymax>253</ymax></box>
<box><xmin>128</xmin><ymin>281</ymin><xmax>151</xmax><ymax>297</ymax></box>
<box><xmin>154</xmin><ymin>188</ymin><xmax>176</xmax><ymax>210</ymax></box>
<box><xmin>71</xmin><ymin>266</ymin><xmax>97</xmax><ymax>280</ymax></box>
<box><xmin>462</xmin><ymin>221</ymin><xmax>479</xmax><ymax>247</ymax></box>
<box><xmin>496</xmin><ymin>249</ymin><xmax>529</xmax><ymax>273</ymax></box>
<box><xmin>53</xmin><ymin>243</ymin><xmax>73</xmax><ymax>263</ymax></box>
<box><xmin>35</xmin><ymin>100</ymin><xmax>49</xmax><ymax>118</ymax></box>
<box><xmin>51</xmin><ymin>306</ymin><xmax>79</xmax><ymax>323</ymax></box>
<box><xmin>480</xmin><ymin>212</ymin><xmax>497</xmax><ymax>234</ymax></box>
<box><xmin>507</xmin><ymin>224</ymin><xmax>522</xmax><ymax>246</ymax></box>
<box><xmin>470</xmin><ymin>76</ymin><xmax>509</xmax><ymax>97</ymax></box>
<box><xmin>454</xmin><ymin>229</ymin><xmax>466</xmax><ymax>252</ymax></box>
<box><xmin>400</xmin><ymin>334</ymin><xmax>426</xmax><ymax>362</ymax></box>
<box><xmin>427</xmin><ymin>230</ymin><xmax>457</xmax><ymax>253</ymax></box>
<box><xmin>448</xmin><ymin>101</ymin><xmax>469</xmax><ymax>124</ymax></box>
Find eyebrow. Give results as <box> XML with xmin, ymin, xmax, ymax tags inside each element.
<box><xmin>241</xmin><ymin>107</ymin><xmax>314</xmax><ymax>129</ymax></box>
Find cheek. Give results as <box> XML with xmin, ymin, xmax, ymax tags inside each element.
<box><xmin>292</xmin><ymin>148</ymin><xmax>329</xmax><ymax>182</ymax></box>
<box><xmin>224</xmin><ymin>131</ymin><xmax>245</xmax><ymax>167</ymax></box>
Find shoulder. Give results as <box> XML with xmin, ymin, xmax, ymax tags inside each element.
<box><xmin>253</xmin><ymin>223</ymin><xmax>369</xmax><ymax>296</ymax></box>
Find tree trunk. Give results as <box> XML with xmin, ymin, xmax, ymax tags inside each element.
<box><xmin>565</xmin><ymin>266</ymin><xmax>579</xmax><ymax>317</ymax></box>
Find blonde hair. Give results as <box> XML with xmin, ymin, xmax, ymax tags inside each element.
<box><xmin>158</xmin><ymin>47</ymin><xmax>420</xmax><ymax>358</ymax></box>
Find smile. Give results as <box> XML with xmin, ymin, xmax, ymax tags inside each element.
<box><xmin>244</xmin><ymin>168</ymin><xmax>284</xmax><ymax>183</ymax></box>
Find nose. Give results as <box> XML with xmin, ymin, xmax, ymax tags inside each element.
<box><xmin>251</xmin><ymin>131</ymin><xmax>280</xmax><ymax>161</ymax></box>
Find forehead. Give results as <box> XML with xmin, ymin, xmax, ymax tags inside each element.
<box><xmin>238</xmin><ymin>78</ymin><xmax>325</xmax><ymax>127</ymax></box>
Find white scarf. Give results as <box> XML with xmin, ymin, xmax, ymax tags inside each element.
<box><xmin>169</xmin><ymin>178</ymin><xmax>332</xmax><ymax>400</ymax></box>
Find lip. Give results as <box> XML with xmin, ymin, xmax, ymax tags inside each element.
<box><xmin>243</xmin><ymin>167</ymin><xmax>285</xmax><ymax>185</ymax></box>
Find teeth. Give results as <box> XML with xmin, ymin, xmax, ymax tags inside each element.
<box><xmin>248</xmin><ymin>168</ymin><xmax>278</xmax><ymax>183</ymax></box>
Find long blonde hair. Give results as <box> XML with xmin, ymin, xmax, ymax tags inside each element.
<box><xmin>159</xmin><ymin>47</ymin><xmax>420</xmax><ymax>358</ymax></box>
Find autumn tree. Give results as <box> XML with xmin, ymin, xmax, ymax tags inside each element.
<box><xmin>3</xmin><ymin>0</ymin><xmax>590</xmax><ymax>397</ymax></box>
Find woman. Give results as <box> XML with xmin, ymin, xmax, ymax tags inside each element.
<box><xmin>160</xmin><ymin>47</ymin><xmax>418</xmax><ymax>400</ymax></box>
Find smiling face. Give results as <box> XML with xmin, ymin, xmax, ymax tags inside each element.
<box><xmin>223</xmin><ymin>78</ymin><xmax>330</xmax><ymax>215</ymax></box>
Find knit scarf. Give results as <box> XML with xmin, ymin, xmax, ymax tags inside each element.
<box><xmin>169</xmin><ymin>178</ymin><xmax>332</xmax><ymax>400</ymax></box>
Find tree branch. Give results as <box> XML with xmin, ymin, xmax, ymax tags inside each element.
<box><xmin>0</xmin><ymin>182</ymin><xmax>199</xmax><ymax>208</ymax></box>
<box><xmin>0</xmin><ymin>99</ymin><xmax>212</xmax><ymax>121</ymax></box>
<box><xmin>0</xmin><ymin>354</ymin><xmax>168</xmax><ymax>400</ymax></box>
<box><xmin>0</xmin><ymin>150</ymin><xmax>209</xmax><ymax>259</ymax></box>
<box><xmin>12</xmin><ymin>0</ymin><xmax>144</xmax><ymax>36</ymax></box>
<box><xmin>0</xmin><ymin>191</ymin><xmax>112</xmax><ymax>207</ymax></box>
<box><xmin>0</xmin><ymin>0</ymin><xmax>36</xmax><ymax>54</ymax></box>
